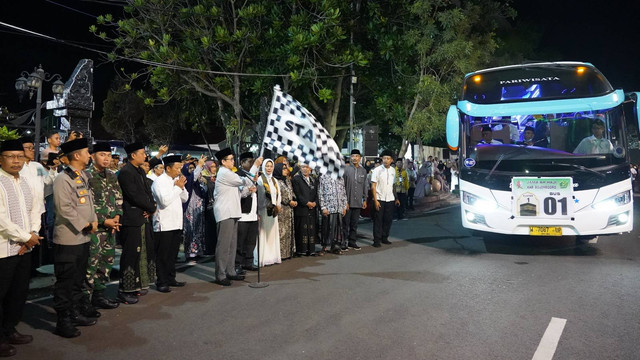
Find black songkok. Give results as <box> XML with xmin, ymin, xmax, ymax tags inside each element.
<box><xmin>350</xmin><ymin>149</ymin><xmax>361</xmax><ymax>155</ymax></box>
<box><xmin>215</xmin><ymin>147</ymin><xmax>234</xmax><ymax>161</ymax></box>
<box><xmin>91</xmin><ymin>142</ymin><xmax>112</xmax><ymax>154</ymax></box>
<box><xmin>0</xmin><ymin>139</ymin><xmax>25</xmax><ymax>153</ymax></box>
<box><xmin>60</xmin><ymin>138</ymin><xmax>89</xmax><ymax>154</ymax></box>
<box><xmin>163</xmin><ymin>155</ymin><xmax>182</xmax><ymax>166</ymax></box>
<box><xmin>239</xmin><ymin>152</ymin><xmax>254</xmax><ymax>162</ymax></box>
<box><xmin>124</xmin><ymin>142</ymin><xmax>145</xmax><ymax>155</ymax></box>
<box><xmin>380</xmin><ymin>149</ymin><xmax>394</xmax><ymax>158</ymax></box>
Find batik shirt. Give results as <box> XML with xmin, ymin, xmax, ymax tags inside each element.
<box><xmin>318</xmin><ymin>174</ymin><xmax>347</xmax><ymax>214</ymax></box>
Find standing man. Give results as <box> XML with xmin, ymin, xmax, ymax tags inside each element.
<box><xmin>291</xmin><ymin>163</ymin><xmax>319</xmax><ymax>256</ymax></box>
<box><xmin>213</xmin><ymin>148</ymin><xmax>255</xmax><ymax>286</ymax></box>
<box><xmin>342</xmin><ymin>149</ymin><xmax>368</xmax><ymax>250</ymax></box>
<box><xmin>0</xmin><ymin>139</ymin><xmax>41</xmax><ymax>357</ymax></box>
<box><xmin>151</xmin><ymin>155</ymin><xmax>188</xmax><ymax>293</ymax></box>
<box><xmin>52</xmin><ymin>138</ymin><xmax>98</xmax><ymax>338</ymax></box>
<box><xmin>117</xmin><ymin>142</ymin><xmax>157</xmax><ymax>304</ymax></box>
<box><xmin>370</xmin><ymin>150</ymin><xmax>400</xmax><ymax>247</ymax></box>
<box><xmin>235</xmin><ymin>152</ymin><xmax>262</xmax><ymax>273</ymax></box>
<box><xmin>83</xmin><ymin>142</ymin><xmax>122</xmax><ymax>312</ymax></box>
<box><xmin>41</xmin><ymin>130</ymin><xmax>61</xmax><ymax>161</ymax></box>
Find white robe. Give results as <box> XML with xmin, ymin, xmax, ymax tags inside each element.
<box><xmin>254</xmin><ymin>162</ymin><xmax>281</xmax><ymax>267</ymax></box>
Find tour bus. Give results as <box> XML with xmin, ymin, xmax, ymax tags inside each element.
<box><xmin>445</xmin><ymin>62</ymin><xmax>640</xmax><ymax>238</ymax></box>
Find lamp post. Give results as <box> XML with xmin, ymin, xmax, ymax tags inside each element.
<box><xmin>15</xmin><ymin>65</ymin><xmax>63</xmax><ymax>162</ymax></box>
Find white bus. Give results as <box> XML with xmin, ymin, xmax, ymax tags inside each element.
<box><xmin>446</xmin><ymin>62</ymin><xmax>639</xmax><ymax>238</ymax></box>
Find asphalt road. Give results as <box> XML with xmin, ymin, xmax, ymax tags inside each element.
<box><xmin>17</xmin><ymin>200</ymin><xmax>640</xmax><ymax>360</ymax></box>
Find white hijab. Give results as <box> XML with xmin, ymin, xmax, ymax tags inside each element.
<box><xmin>261</xmin><ymin>159</ymin><xmax>278</xmax><ymax>205</ymax></box>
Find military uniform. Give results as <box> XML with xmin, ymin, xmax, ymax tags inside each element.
<box><xmin>53</xmin><ymin>160</ymin><xmax>98</xmax><ymax>337</ymax></box>
<box><xmin>84</xmin><ymin>164</ymin><xmax>122</xmax><ymax>307</ymax></box>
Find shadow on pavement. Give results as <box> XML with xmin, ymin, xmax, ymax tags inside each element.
<box><xmin>481</xmin><ymin>234</ymin><xmax>600</xmax><ymax>256</ymax></box>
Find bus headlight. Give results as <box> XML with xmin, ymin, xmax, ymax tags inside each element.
<box><xmin>591</xmin><ymin>190</ymin><xmax>631</xmax><ymax>211</ymax></box>
<box><xmin>462</xmin><ymin>191</ymin><xmax>497</xmax><ymax>210</ymax></box>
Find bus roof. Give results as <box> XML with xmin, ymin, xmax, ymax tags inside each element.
<box><xmin>461</xmin><ymin>62</ymin><xmax>613</xmax><ymax>105</ymax></box>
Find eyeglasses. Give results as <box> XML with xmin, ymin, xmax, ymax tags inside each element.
<box><xmin>23</xmin><ymin>146</ymin><xmax>34</xmax><ymax>151</ymax></box>
<box><xmin>1</xmin><ymin>155</ymin><xmax>25</xmax><ymax>161</ymax></box>
<box><xmin>224</xmin><ymin>157</ymin><xmax>234</xmax><ymax>161</ymax></box>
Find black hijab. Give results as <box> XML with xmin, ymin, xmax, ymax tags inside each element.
<box><xmin>273</xmin><ymin>163</ymin><xmax>286</xmax><ymax>181</ymax></box>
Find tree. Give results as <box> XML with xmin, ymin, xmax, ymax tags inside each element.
<box><xmin>101</xmin><ymin>81</ymin><xmax>145</xmax><ymax>143</ymax></box>
<box><xmin>362</xmin><ymin>0</ymin><xmax>515</xmax><ymax>158</ymax></box>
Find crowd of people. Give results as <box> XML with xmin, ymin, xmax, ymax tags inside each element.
<box><xmin>0</xmin><ymin>129</ymin><xmax>455</xmax><ymax>357</ymax></box>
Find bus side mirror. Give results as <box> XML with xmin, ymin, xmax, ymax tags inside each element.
<box><xmin>446</xmin><ymin>105</ymin><xmax>460</xmax><ymax>151</ymax></box>
<box><xmin>623</xmin><ymin>92</ymin><xmax>640</xmax><ymax>151</ymax></box>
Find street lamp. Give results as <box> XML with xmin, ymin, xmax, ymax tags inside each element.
<box><xmin>15</xmin><ymin>65</ymin><xmax>63</xmax><ymax>161</ymax></box>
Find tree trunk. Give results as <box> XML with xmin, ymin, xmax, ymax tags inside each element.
<box><xmin>335</xmin><ymin>128</ymin><xmax>348</xmax><ymax>153</ymax></box>
<box><xmin>398</xmin><ymin>138</ymin><xmax>410</xmax><ymax>158</ymax></box>
<box><xmin>323</xmin><ymin>75</ymin><xmax>344</xmax><ymax>137</ymax></box>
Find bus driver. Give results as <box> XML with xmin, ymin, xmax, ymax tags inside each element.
<box><xmin>573</xmin><ymin>119</ymin><xmax>613</xmax><ymax>154</ymax></box>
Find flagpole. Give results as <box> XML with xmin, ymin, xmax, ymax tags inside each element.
<box><xmin>259</xmin><ymin>85</ymin><xmax>281</xmax><ymax>158</ymax></box>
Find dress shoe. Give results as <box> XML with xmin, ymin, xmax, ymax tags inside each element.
<box><xmin>79</xmin><ymin>304</ymin><xmax>101</xmax><ymax>318</ymax></box>
<box><xmin>242</xmin><ymin>265</ymin><xmax>259</xmax><ymax>272</ymax></box>
<box><xmin>92</xmin><ymin>296</ymin><xmax>119</xmax><ymax>310</ymax></box>
<box><xmin>234</xmin><ymin>267</ymin><xmax>247</xmax><ymax>275</ymax></box>
<box><xmin>228</xmin><ymin>274</ymin><xmax>245</xmax><ymax>281</ymax></box>
<box><xmin>0</xmin><ymin>342</ymin><xmax>17</xmax><ymax>357</ymax></box>
<box><xmin>6</xmin><ymin>330</ymin><xmax>32</xmax><ymax>345</ymax></box>
<box><xmin>117</xmin><ymin>291</ymin><xmax>139</xmax><ymax>305</ymax></box>
<box><xmin>372</xmin><ymin>242</ymin><xmax>382</xmax><ymax>248</ymax></box>
<box><xmin>70</xmin><ymin>310</ymin><xmax>97</xmax><ymax>327</ymax></box>
<box><xmin>136</xmin><ymin>289</ymin><xmax>149</xmax><ymax>296</ymax></box>
<box><xmin>381</xmin><ymin>240</ymin><xmax>392</xmax><ymax>245</ymax></box>
<box><xmin>348</xmin><ymin>243</ymin><xmax>362</xmax><ymax>250</ymax></box>
<box><xmin>156</xmin><ymin>285</ymin><xmax>171</xmax><ymax>293</ymax></box>
<box><xmin>168</xmin><ymin>280</ymin><xmax>186</xmax><ymax>287</ymax></box>
<box><xmin>214</xmin><ymin>278</ymin><xmax>232</xmax><ymax>286</ymax></box>
<box><xmin>54</xmin><ymin>314</ymin><xmax>81</xmax><ymax>339</ymax></box>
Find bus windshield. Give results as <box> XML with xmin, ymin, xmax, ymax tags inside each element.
<box><xmin>463</xmin><ymin>104</ymin><xmax>627</xmax><ymax>172</ymax></box>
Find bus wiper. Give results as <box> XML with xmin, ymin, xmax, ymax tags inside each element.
<box><xmin>485</xmin><ymin>153</ymin><xmax>505</xmax><ymax>180</ymax></box>
<box><xmin>546</xmin><ymin>162</ymin><xmax>606</xmax><ymax>178</ymax></box>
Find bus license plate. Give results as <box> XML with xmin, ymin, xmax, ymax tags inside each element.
<box><xmin>529</xmin><ymin>226</ymin><xmax>562</xmax><ymax>236</ymax></box>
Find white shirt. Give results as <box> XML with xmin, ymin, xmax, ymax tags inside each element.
<box><xmin>19</xmin><ymin>161</ymin><xmax>48</xmax><ymax>215</ymax></box>
<box><xmin>151</xmin><ymin>173</ymin><xmax>189</xmax><ymax>232</ymax></box>
<box><xmin>371</xmin><ymin>165</ymin><xmax>396</xmax><ymax>202</ymax></box>
<box><xmin>573</xmin><ymin>135</ymin><xmax>614</xmax><ymax>154</ymax></box>
<box><xmin>147</xmin><ymin>172</ymin><xmax>158</xmax><ymax>182</ymax></box>
<box><xmin>0</xmin><ymin>169</ymin><xmax>41</xmax><ymax>258</ymax></box>
<box><xmin>239</xmin><ymin>164</ymin><xmax>260</xmax><ymax>222</ymax></box>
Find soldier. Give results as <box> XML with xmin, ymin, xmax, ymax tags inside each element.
<box><xmin>52</xmin><ymin>138</ymin><xmax>98</xmax><ymax>338</ymax></box>
<box><xmin>82</xmin><ymin>142</ymin><xmax>122</xmax><ymax>312</ymax></box>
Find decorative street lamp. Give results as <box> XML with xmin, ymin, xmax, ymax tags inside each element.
<box><xmin>15</xmin><ymin>65</ymin><xmax>63</xmax><ymax>161</ymax></box>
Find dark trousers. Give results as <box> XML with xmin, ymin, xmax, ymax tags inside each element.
<box><xmin>119</xmin><ymin>226</ymin><xmax>142</xmax><ymax>293</ymax></box>
<box><xmin>53</xmin><ymin>243</ymin><xmax>89</xmax><ymax>314</ymax></box>
<box><xmin>154</xmin><ymin>230</ymin><xmax>182</xmax><ymax>286</ymax></box>
<box><xmin>321</xmin><ymin>213</ymin><xmax>343</xmax><ymax>249</ymax></box>
<box><xmin>395</xmin><ymin>193</ymin><xmax>407</xmax><ymax>219</ymax></box>
<box><xmin>342</xmin><ymin>207</ymin><xmax>361</xmax><ymax>246</ymax></box>
<box><xmin>408</xmin><ymin>187</ymin><xmax>416</xmax><ymax>209</ymax></box>
<box><xmin>236</xmin><ymin>220</ymin><xmax>258</xmax><ymax>267</ymax></box>
<box><xmin>0</xmin><ymin>253</ymin><xmax>31</xmax><ymax>341</ymax></box>
<box><xmin>373</xmin><ymin>201</ymin><xmax>395</xmax><ymax>244</ymax></box>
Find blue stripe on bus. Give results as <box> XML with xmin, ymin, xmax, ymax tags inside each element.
<box><xmin>457</xmin><ymin>89</ymin><xmax>624</xmax><ymax>116</ymax></box>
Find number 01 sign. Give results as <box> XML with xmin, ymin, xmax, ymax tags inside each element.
<box><xmin>511</xmin><ymin>177</ymin><xmax>574</xmax><ymax>219</ymax></box>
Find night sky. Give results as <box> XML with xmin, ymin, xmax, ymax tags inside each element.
<box><xmin>1</xmin><ymin>0</ymin><xmax>639</xmax><ymax>140</ymax></box>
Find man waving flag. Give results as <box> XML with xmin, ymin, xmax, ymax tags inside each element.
<box><xmin>262</xmin><ymin>85</ymin><xmax>344</xmax><ymax>178</ymax></box>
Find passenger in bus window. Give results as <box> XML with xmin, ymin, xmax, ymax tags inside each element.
<box><xmin>533</xmin><ymin>121</ymin><xmax>549</xmax><ymax>148</ymax></box>
<box><xmin>516</xmin><ymin>126</ymin><xmax>536</xmax><ymax>146</ymax></box>
<box><xmin>478</xmin><ymin>125</ymin><xmax>502</xmax><ymax>145</ymax></box>
<box><xmin>573</xmin><ymin>119</ymin><xmax>614</xmax><ymax>154</ymax></box>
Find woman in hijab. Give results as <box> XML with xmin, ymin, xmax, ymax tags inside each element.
<box><xmin>274</xmin><ymin>162</ymin><xmax>296</xmax><ymax>260</ymax></box>
<box><xmin>255</xmin><ymin>158</ymin><xmax>282</xmax><ymax>267</ymax></box>
<box><xmin>202</xmin><ymin>160</ymin><xmax>218</xmax><ymax>255</ymax></box>
<box><xmin>182</xmin><ymin>156</ymin><xmax>207</xmax><ymax>263</ymax></box>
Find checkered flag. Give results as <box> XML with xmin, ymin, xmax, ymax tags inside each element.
<box><xmin>263</xmin><ymin>85</ymin><xmax>344</xmax><ymax>178</ymax></box>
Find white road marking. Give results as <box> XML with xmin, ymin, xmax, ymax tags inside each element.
<box><xmin>532</xmin><ymin>317</ymin><xmax>567</xmax><ymax>360</ymax></box>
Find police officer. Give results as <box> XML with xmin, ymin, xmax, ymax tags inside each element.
<box><xmin>52</xmin><ymin>138</ymin><xmax>99</xmax><ymax>338</ymax></box>
<box><xmin>82</xmin><ymin>142</ymin><xmax>122</xmax><ymax>311</ymax></box>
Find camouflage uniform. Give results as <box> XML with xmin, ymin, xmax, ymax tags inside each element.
<box><xmin>83</xmin><ymin>165</ymin><xmax>123</xmax><ymax>297</ymax></box>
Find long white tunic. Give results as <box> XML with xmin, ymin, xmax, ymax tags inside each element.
<box><xmin>151</xmin><ymin>173</ymin><xmax>189</xmax><ymax>232</ymax></box>
<box><xmin>254</xmin><ymin>166</ymin><xmax>281</xmax><ymax>267</ymax></box>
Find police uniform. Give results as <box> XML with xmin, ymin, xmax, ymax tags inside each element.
<box><xmin>84</xmin><ymin>142</ymin><xmax>122</xmax><ymax>309</ymax></box>
<box><xmin>52</xmin><ymin>138</ymin><xmax>98</xmax><ymax>338</ymax></box>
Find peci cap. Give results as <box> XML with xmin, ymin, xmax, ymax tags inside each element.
<box><xmin>162</xmin><ymin>155</ymin><xmax>182</xmax><ymax>166</ymax></box>
<box><xmin>481</xmin><ymin>125</ymin><xmax>492</xmax><ymax>132</ymax></box>
<box><xmin>91</xmin><ymin>142</ymin><xmax>112</xmax><ymax>154</ymax></box>
<box><xmin>380</xmin><ymin>149</ymin><xmax>394</xmax><ymax>158</ymax></box>
<box><xmin>350</xmin><ymin>149</ymin><xmax>361</xmax><ymax>155</ymax></box>
<box><xmin>0</xmin><ymin>139</ymin><xmax>25</xmax><ymax>153</ymax></box>
<box><xmin>124</xmin><ymin>142</ymin><xmax>145</xmax><ymax>154</ymax></box>
<box><xmin>215</xmin><ymin>147</ymin><xmax>234</xmax><ymax>161</ymax></box>
<box><xmin>239</xmin><ymin>152</ymin><xmax>254</xmax><ymax>162</ymax></box>
<box><xmin>60</xmin><ymin>138</ymin><xmax>89</xmax><ymax>155</ymax></box>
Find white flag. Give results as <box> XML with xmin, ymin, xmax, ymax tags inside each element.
<box><xmin>263</xmin><ymin>85</ymin><xmax>344</xmax><ymax>178</ymax></box>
